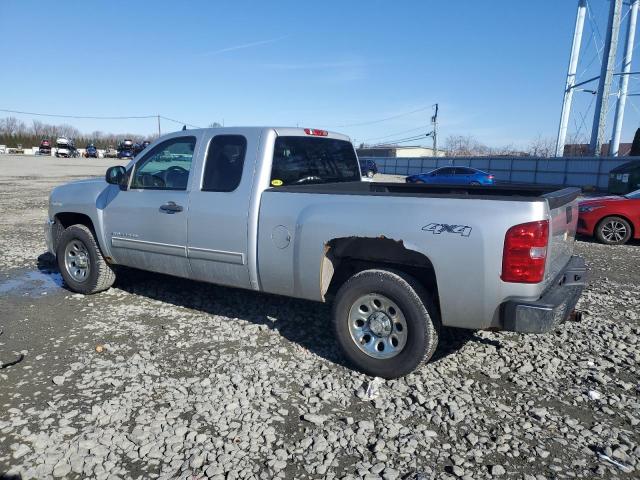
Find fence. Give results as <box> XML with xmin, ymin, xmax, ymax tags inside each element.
<box><xmin>364</xmin><ymin>155</ymin><xmax>637</xmax><ymax>190</ymax></box>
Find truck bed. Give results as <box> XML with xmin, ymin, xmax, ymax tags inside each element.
<box><xmin>272</xmin><ymin>182</ymin><xmax>581</xmax><ymax>209</ymax></box>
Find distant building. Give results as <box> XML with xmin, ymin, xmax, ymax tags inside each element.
<box><xmin>563</xmin><ymin>142</ymin><xmax>633</xmax><ymax>157</ymax></box>
<box><xmin>357</xmin><ymin>145</ymin><xmax>446</xmax><ymax>158</ymax></box>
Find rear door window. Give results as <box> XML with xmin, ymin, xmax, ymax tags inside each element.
<box><xmin>271</xmin><ymin>136</ymin><xmax>360</xmax><ymax>186</ymax></box>
<box><xmin>202</xmin><ymin>135</ymin><xmax>247</xmax><ymax>192</ymax></box>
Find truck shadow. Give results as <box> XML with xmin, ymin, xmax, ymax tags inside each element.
<box><xmin>37</xmin><ymin>253</ymin><xmax>495</xmax><ymax>372</ymax></box>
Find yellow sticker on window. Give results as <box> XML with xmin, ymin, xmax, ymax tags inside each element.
<box><xmin>271</xmin><ymin>179</ymin><xmax>283</xmax><ymax>187</ymax></box>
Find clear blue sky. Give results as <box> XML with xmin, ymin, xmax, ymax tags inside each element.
<box><xmin>0</xmin><ymin>0</ymin><xmax>636</xmax><ymax>148</ymax></box>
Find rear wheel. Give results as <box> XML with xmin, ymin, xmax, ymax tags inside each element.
<box><xmin>56</xmin><ymin>224</ymin><xmax>116</xmax><ymax>294</ymax></box>
<box><xmin>332</xmin><ymin>269</ymin><xmax>439</xmax><ymax>379</ymax></box>
<box><xmin>596</xmin><ymin>216</ymin><xmax>632</xmax><ymax>245</ymax></box>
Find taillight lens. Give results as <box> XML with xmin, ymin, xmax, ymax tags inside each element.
<box><xmin>304</xmin><ymin>128</ymin><xmax>328</xmax><ymax>136</ymax></box>
<box><xmin>501</xmin><ymin>220</ymin><xmax>549</xmax><ymax>283</ymax></box>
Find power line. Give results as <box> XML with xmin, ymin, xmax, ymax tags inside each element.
<box><xmin>370</xmin><ymin>133</ymin><xmax>430</xmax><ymax>147</ymax></box>
<box><xmin>328</xmin><ymin>104</ymin><xmax>434</xmax><ymax>128</ymax></box>
<box><xmin>362</xmin><ymin>125</ymin><xmax>429</xmax><ymax>143</ymax></box>
<box><xmin>160</xmin><ymin>116</ymin><xmax>202</xmax><ymax>129</ymax></box>
<box><xmin>0</xmin><ymin>108</ymin><xmax>204</xmax><ymax>132</ymax></box>
<box><xmin>0</xmin><ymin>108</ymin><xmax>156</xmax><ymax>120</ymax></box>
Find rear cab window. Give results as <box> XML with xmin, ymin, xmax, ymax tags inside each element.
<box><xmin>270</xmin><ymin>136</ymin><xmax>360</xmax><ymax>186</ymax></box>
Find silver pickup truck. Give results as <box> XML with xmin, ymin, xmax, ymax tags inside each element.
<box><xmin>45</xmin><ymin>127</ymin><xmax>587</xmax><ymax>378</ymax></box>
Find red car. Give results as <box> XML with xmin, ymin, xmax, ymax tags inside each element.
<box><xmin>577</xmin><ymin>189</ymin><xmax>640</xmax><ymax>244</ymax></box>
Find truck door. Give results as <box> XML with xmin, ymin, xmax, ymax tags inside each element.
<box><xmin>186</xmin><ymin>131</ymin><xmax>258</xmax><ymax>289</ymax></box>
<box><xmin>102</xmin><ymin>134</ymin><xmax>200</xmax><ymax>278</ymax></box>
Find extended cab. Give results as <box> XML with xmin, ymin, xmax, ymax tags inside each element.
<box><xmin>46</xmin><ymin>127</ymin><xmax>587</xmax><ymax>378</ymax></box>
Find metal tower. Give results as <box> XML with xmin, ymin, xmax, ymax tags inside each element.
<box><xmin>556</xmin><ymin>0</ymin><xmax>639</xmax><ymax>157</ymax></box>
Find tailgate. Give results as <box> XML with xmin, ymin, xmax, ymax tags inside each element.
<box><xmin>545</xmin><ymin>188</ymin><xmax>580</xmax><ymax>285</ymax></box>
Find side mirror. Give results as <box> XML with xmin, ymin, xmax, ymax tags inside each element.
<box><xmin>106</xmin><ymin>165</ymin><xmax>126</xmax><ymax>187</ymax></box>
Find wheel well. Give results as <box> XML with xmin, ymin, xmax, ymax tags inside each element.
<box><xmin>53</xmin><ymin>212</ymin><xmax>96</xmax><ymax>252</ymax></box>
<box><xmin>322</xmin><ymin>236</ymin><xmax>440</xmax><ymax>313</ymax></box>
<box><xmin>55</xmin><ymin>212</ymin><xmax>95</xmax><ymax>231</ymax></box>
<box><xmin>596</xmin><ymin>214</ymin><xmax>635</xmax><ymax>236</ymax></box>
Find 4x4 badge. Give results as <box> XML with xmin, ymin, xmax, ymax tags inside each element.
<box><xmin>422</xmin><ymin>223</ymin><xmax>472</xmax><ymax>237</ymax></box>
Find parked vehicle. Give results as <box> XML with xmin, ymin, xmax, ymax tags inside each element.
<box><xmin>577</xmin><ymin>189</ymin><xmax>640</xmax><ymax>245</ymax></box>
<box><xmin>406</xmin><ymin>166</ymin><xmax>495</xmax><ymax>185</ymax></box>
<box><xmin>133</xmin><ymin>140</ymin><xmax>151</xmax><ymax>156</ymax></box>
<box><xmin>84</xmin><ymin>144</ymin><xmax>98</xmax><ymax>158</ymax></box>
<box><xmin>117</xmin><ymin>139</ymin><xmax>135</xmax><ymax>159</ymax></box>
<box><xmin>359</xmin><ymin>159</ymin><xmax>378</xmax><ymax>178</ymax></box>
<box><xmin>104</xmin><ymin>146</ymin><xmax>118</xmax><ymax>158</ymax></box>
<box><xmin>0</xmin><ymin>145</ymin><xmax>6</xmax><ymax>154</ymax></box>
<box><xmin>608</xmin><ymin>160</ymin><xmax>640</xmax><ymax>194</ymax></box>
<box><xmin>45</xmin><ymin>127</ymin><xmax>586</xmax><ymax>378</ymax></box>
<box><xmin>55</xmin><ymin>137</ymin><xmax>79</xmax><ymax>158</ymax></box>
<box><xmin>39</xmin><ymin>139</ymin><xmax>52</xmax><ymax>156</ymax></box>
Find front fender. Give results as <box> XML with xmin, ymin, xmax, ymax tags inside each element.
<box><xmin>48</xmin><ymin>179</ymin><xmax>117</xmax><ymax>258</ymax></box>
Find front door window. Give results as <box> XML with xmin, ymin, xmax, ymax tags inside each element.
<box><xmin>130</xmin><ymin>136</ymin><xmax>196</xmax><ymax>190</ymax></box>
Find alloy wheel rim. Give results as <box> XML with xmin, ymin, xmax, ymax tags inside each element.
<box><xmin>348</xmin><ymin>293</ymin><xmax>408</xmax><ymax>359</ymax></box>
<box><xmin>602</xmin><ymin>221</ymin><xmax>627</xmax><ymax>242</ymax></box>
<box><xmin>64</xmin><ymin>240</ymin><xmax>90</xmax><ymax>282</ymax></box>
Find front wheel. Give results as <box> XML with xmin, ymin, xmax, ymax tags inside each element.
<box><xmin>332</xmin><ymin>269</ymin><xmax>439</xmax><ymax>379</ymax></box>
<box><xmin>596</xmin><ymin>216</ymin><xmax>632</xmax><ymax>245</ymax></box>
<box><xmin>56</xmin><ymin>224</ymin><xmax>116</xmax><ymax>294</ymax></box>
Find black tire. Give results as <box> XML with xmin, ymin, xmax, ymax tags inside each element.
<box><xmin>56</xmin><ymin>224</ymin><xmax>116</xmax><ymax>294</ymax></box>
<box><xmin>332</xmin><ymin>269</ymin><xmax>440</xmax><ymax>379</ymax></box>
<box><xmin>595</xmin><ymin>216</ymin><xmax>632</xmax><ymax>245</ymax></box>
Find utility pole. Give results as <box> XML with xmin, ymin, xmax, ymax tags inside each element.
<box><xmin>590</xmin><ymin>0</ymin><xmax>623</xmax><ymax>156</ymax></box>
<box><xmin>611</xmin><ymin>0</ymin><xmax>639</xmax><ymax>156</ymax></box>
<box><xmin>431</xmin><ymin>103</ymin><xmax>438</xmax><ymax>156</ymax></box>
<box><xmin>556</xmin><ymin>0</ymin><xmax>587</xmax><ymax>157</ymax></box>
<box><xmin>157</xmin><ymin>115</ymin><xmax>161</xmax><ymax>137</ymax></box>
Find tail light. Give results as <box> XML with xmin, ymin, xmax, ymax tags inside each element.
<box><xmin>488</xmin><ymin>175</ymin><xmax>495</xmax><ymax>180</ymax></box>
<box><xmin>304</xmin><ymin>128</ymin><xmax>328</xmax><ymax>136</ymax></box>
<box><xmin>501</xmin><ymin>220</ymin><xmax>549</xmax><ymax>283</ymax></box>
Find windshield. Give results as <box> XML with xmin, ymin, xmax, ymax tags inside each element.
<box><xmin>625</xmin><ymin>189</ymin><xmax>640</xmax><ymax>199</ymax></box>
<box><xmin>271</xmin><ymin>136</ymin><xmax>360</xmax><ymax>185</ymax></box>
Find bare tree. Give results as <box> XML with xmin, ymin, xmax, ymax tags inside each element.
<box><xmin>32</xmin><ymin>120</ymin><xmax>47</xmax><ymax>139</ymax></box>
<box><xmin>445</xmin><ymin>135</ymin><xmax>488</xmax><ymax>156</ymax></box>
<box><xmin>527</xmin><ymin>134</ymin><xmax>555</xmax><ymax>157</ymax></box>
<box><xmin>56</xmin><ymin>124</ymin><xmax>80</xmax><ymax>139</ymax></box>
<box><xmin>0</xmin><ymin>117</ymin><xmax>24</xmax><ymax>136</ymax></box>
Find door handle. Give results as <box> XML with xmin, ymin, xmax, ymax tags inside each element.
<box><xmin>160</xmin><ymin>201</ymin><xmax>183</xmax><ymax>213</ymax></box>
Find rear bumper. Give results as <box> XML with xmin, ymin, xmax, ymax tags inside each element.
<box><xmin>501</xmin><ymin>256</ymin><xmax>587</xmax><ymax>333</ymax></box>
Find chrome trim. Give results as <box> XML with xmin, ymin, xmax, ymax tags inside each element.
<box><xmin>187</xmin><ymin>247</ymin><xmax>245</xmax><ymax>265</ymax></box>
<box><xmin>111</xmin><ymin>237</ymin><xmax>187</xmax><ymax>257</ymax></box>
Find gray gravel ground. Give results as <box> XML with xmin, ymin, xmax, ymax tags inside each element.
<box><xmin>0</xmin><ymin>156</ymin><xmax>639</xmax><ymax>480</ymax></box>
